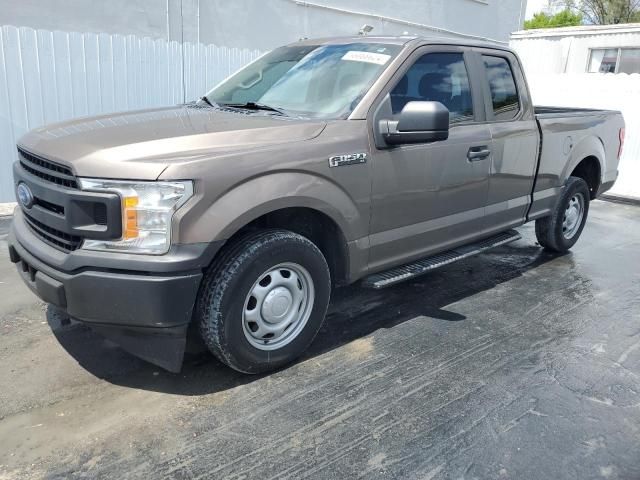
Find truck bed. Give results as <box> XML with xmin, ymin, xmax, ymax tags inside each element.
<box><xmin>529</xmin><ymin>105</ymin><xmax>624</xmax><ymax>221</ymax></box>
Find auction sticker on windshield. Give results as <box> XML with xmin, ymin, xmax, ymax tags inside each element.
<box><xmin>342</xmin><ymin>51</ymin><xmax>391</xmax><ymax>65</ymax></box>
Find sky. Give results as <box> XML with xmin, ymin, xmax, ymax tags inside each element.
<box><xmin>525</xmin><ymin>0</ymin><xmax>551</xmax><ymax>19</ymax></box>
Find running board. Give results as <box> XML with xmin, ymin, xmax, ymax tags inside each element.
<box><xmin>362</xmin><ymin>230</ymin><xmax>522</xmax><ymax>289</ymax></box>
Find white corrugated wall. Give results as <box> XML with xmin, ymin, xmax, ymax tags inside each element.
<box><xmin>0</xmin><ymin>25</ymin><xmax>263</xmax><ymax>202</ymax></box>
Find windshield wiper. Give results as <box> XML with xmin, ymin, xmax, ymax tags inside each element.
<box><xmin>220</xmin><ymin>102</ymin><xmax>288</xmax><ymax>116</ymax></box>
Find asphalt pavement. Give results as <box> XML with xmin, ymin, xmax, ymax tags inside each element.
<box><xmin>0</xmin><ymin>200</ymin><xmax>639</xmax><ymax>479</ymax></box>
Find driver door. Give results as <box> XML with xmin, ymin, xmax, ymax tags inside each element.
<box><xmin>368</xmin><ymin>46</ymin><xmax>492</xmax><ymax>272</ymax></box>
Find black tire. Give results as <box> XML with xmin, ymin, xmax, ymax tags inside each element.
<box><xmin>535</xmin><ymin>176</ymin><xmax>590</xmax><ymax>253</ymax></box>
<box><xmin>196</xmin><ymin>229</ymin><xmax>331</xmax><ymax>374</ymax></box>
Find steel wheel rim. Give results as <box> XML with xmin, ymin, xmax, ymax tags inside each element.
<box><xmin>562</xmin><ymin>193</ymin><xmax>585</xmax><ymax>239</ymax></box>
<box><xmin>242</xmin><ymin>262</ymin><xmax>315</xmax><ymax>351</ymax></box>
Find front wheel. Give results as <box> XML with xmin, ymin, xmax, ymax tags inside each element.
<box><xmin>196</xmin><ymin>229</ymin><xmax>331</xmax><ymax>374</ymax></box>
<box><xmin>535</xmin><ymin>176</ymin><xmax>590</xmax><ymax>253</ymax></box>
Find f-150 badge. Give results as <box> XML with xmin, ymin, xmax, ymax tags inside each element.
<box><xmin>329</xmin><ymin>153</ymin><xmax>367</xmax><ymax>168</ymax></box>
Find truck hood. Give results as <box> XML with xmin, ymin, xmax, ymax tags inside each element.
<box><xmin>18</xmin><ymin>105</ymin><xmax>327</xmax><ymax>180</ymax></box>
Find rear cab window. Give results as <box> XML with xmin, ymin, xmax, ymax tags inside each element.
<box><xmin>482</xmin><ymin>55</ymin><xmax>520</xmax><ymax>121</ymax></box>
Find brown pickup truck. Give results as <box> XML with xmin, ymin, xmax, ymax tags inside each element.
<box><xmin>8</xmin><ymin>36</ymin><xmax>624</xmax><ymax>373</ymax></box>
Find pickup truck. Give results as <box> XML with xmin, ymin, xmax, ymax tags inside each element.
<box><xmin>7</xmin><ymin>36</ymin><xmax>624</xmax><ymax>373</ymax></box>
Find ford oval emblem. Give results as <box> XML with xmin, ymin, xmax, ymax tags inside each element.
<box><xmin>17</xmin><ymin>182</ymin><xmax>34</xmax><ymax>209</ymax></box>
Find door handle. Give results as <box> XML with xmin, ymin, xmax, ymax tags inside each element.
<box><xmin>467</xmin><ymin>146</ymin><xmax>491</xmax><ymax>161</ymax></box>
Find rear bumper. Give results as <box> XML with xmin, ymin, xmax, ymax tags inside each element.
<box><xmin>597</xmin><ymin>179</ymin><xmax>617</xmax><ymax>198</ymax></box>
<box><xmin>8</xmin><ymin>209</ymin><xmax>223</xmax><ymax>371</ymax></box>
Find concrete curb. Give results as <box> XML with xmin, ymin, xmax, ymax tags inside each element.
<box><xmin>0</xmin><ymin>202</ymin><xmax>16</xmax><ymax>217</ymax></box>
<box><xmin>601</xmin><ymin>194</ymin><xmax>640</xmax><ymax>207</ymax></box>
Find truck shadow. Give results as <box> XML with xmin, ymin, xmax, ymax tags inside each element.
<box><xmin>48</xmin><ymin>241</ymin><xmax>565</xmax><ymax>396</ymax></box>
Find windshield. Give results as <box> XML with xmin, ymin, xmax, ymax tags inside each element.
<box><xmin>204</xmin><ymin>43</ymin><xmax>401</xmax><ymax>119</ymax></box>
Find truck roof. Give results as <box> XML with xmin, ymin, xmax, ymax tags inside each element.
<box><xmin>294</xmin><ymin>35</ymin><xmax>512</xmax><ymax>52</ymax></box>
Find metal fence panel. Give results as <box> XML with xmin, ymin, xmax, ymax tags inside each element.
<box><xmin>0</xmin><ymin>25</ymin><xmax>263</xmax><ymax>202</ymax></box>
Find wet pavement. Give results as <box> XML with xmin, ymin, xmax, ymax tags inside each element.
<box><xmin>0</xmin><ymin>199</ymin><xmax>639</xmax><ymax>480</ymax></box>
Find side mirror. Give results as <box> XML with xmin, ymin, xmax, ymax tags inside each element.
<box><xmin>379</xmin><ymin>101</ymin><xmax>450</xmax><ymax>146</ymax></box>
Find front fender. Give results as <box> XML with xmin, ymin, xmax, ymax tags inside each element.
<box><xmin>178</xmin><ymin>172</ymin><xmax>366</xmax><ymax>245</ymax></box>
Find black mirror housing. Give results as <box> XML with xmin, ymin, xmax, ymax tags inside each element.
<box><xmin>380</xmin><ymin>101</ymin><xmax>450</xmax><ymax>146</ymax></box>
<box><xmin>397</xmin><ymin>101</ymin><xmax>450</xmax><ymax>132</ymax></box>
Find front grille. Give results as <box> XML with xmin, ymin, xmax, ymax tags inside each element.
<box><xmin>23</xmin><ymin>212</ymin><xmax>82</xmax><ymax>252</ymax></box>
<box><xmin>16</xmin><ymin>148</ymin><xmax>121</xmax><ymax>253</ymax></box>
<box><xmin>34</xmin><ymin>197</ymin><xmax>64</xmax><ymax>215</ymax></box>
<box><xmin>18</xmin><ymin>148</ymin><xmax>78</xmax><ymax>189</ymax></box>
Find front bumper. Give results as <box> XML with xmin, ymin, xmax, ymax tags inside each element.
<box><xmin>8</xmin><ymin>209</ymin><xmax>223</xmax><ymax>372</ymax></box>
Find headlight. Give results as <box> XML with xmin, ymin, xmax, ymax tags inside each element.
<box><xmin>79</xmin><ymin>179</ymin><xmax>193</xmax><ymax>255</ymax></box>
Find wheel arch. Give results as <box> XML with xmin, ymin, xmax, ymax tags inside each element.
<box><xmin>563</xmin><ymin>135</ymin><xmax>605</xmax><ymax>199</ymax></box>
<box><xmin>232</xmin><ymin>207</ymin><xmax>351</xmax><ymax>286</ymax></box>
<box><xmin>569</xmin><ymin>156</ymin><xmax>601</xmax><ymax>200</ymax></box>
<box><xmin>188</xmin><ymin>172</ymin><xmax>365</xmax><ymax>286</ymax></box>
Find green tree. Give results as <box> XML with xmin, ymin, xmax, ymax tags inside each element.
<box><xmin>524</xmin><ymin>9</ymin><xmax>584</xmax><ymax>29</ymax></box>
<box><xmin>563</xmin><ymin>0</ymin><xmax>640</xmax><ymax>24</ymax></box>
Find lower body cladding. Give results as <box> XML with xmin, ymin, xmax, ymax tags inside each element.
<box><xmin>8</xmin><ymin>211</ymin><xmax>220</xmax><ymax>372</ymax></box>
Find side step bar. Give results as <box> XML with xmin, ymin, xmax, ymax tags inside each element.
<box><xmin>362</xmin><ymin>229</ymin><xmax>522</xmax><ymax>289</ymax></box>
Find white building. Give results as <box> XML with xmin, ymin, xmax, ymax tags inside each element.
<box><xmin>0</xmin><ymin>0</ymin><xmax>526</xmax><ymax>48</ymax></box>
<box><xmin>511</xmin><ymin>23</ymin><xmax>640</xmax><ymax>76</ymax></box>
<box><xmin>511</xmin><ymin>24</ymin><xmax>640</xmax><ymax>199</ymax></box>
<box><xmin>0</xmin><ymin>0</ymin><xmax>526</xmax><ymax>202</ymax></box>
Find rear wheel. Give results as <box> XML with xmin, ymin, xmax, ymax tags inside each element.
<box><xmin>197</xmin><ymin>229</ymin><xmax>331</xmax><ymax>373</ymax></box>
<box><xmin>535</xmin><ymin>176</ymin><xmax>590</xmax><ymax>253</ymax></box>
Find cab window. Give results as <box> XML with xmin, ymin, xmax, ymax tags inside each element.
<box><xmin>389</xmin><ymin>52</ymin><xmax>474</xmax><ymax>124</ymax></box>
